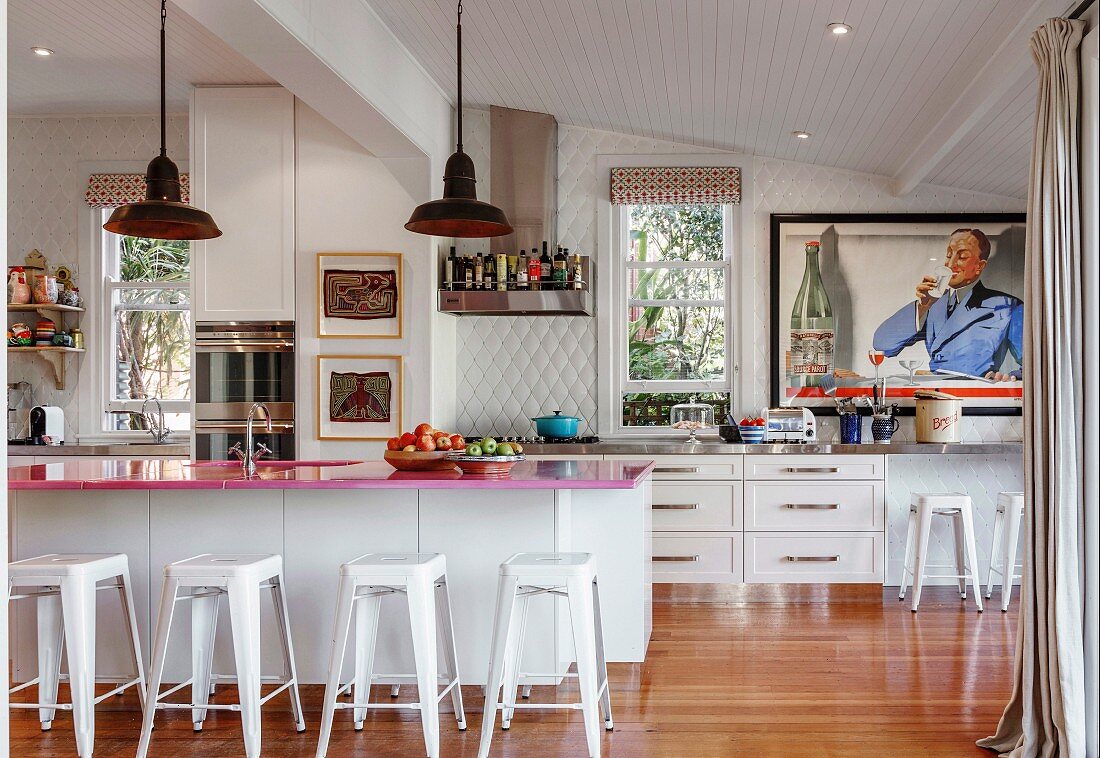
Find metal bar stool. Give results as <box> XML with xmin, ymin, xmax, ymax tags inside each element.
<box><xmin>986</xmin><ymin>491</ymin><xmax>1025</xmax><ymax>611</ymax></box>
<box><xmin>7</xmin><ymin>553</ymin><xmax>147</xmax><ymax>757</ymax></box>
<box><xmin>899</xmin><ymin>493</ymin><xmax>984</xmax><ymax>612</ymax></box>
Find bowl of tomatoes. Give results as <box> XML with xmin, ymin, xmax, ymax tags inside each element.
<box><xmin>736</xmin><ymin>416</ymin><xmax>768</xmax><ymax>444</ymax></box>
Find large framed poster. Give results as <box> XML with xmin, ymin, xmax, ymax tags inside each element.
<box><xmin>770</xmin><ymin>213</ymin><xmax>1026</xmax><ymax>415</ymax></box>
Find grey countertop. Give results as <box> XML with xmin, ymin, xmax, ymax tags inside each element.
<box><xmin>521</xmin><ymin>441</ymin><xmax>1022</xmax><ymax>456</ymax></box>
<box><xmin>8</xmin><ymin>443</ymin><xmax>191</xmax><ymax>457</ymax></box>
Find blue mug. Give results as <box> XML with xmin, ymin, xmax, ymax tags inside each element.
<box><xmin>871</xmin><ymin>414</ymin><xmax>900</xmax><ymax>444</ymax></box>
<box><xmin>839</xmin><ymin>413</ymin><xmax>861</xmax><ymax>444</ymax></box>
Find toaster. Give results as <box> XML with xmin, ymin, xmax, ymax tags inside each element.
<box><xmin>764</xmin><ymin>407</ymin><xmax>816</xmax><ymax>442</ymax></box>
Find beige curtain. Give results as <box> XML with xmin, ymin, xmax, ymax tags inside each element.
<box><xmin>978</xmin><ymin>17</ymin><xmax>1088</xmax><ymax>758</ymax></box>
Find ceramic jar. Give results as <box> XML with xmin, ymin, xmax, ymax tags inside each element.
<box><xmin>7</xmin><ymin>268</ymin><xmax>31</xmax><ymax>304</ymax></box>
<box><xmin>32</xmin><ymin>274</ymin><xmax>58</xmax><ymax>304</ymax></box>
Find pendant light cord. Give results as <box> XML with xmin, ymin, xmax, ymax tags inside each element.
<box><xmin>160</xmin><ymin>0</ymin><xmax>167</xmax><ymax>157</ymax></box>
<box><xmin>455</xmin><ymin>0</ymin><xmax>463</xmax><ymax>153</ymax></box>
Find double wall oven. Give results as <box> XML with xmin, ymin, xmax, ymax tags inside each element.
<box><xmin>194</xmin><ymin>321</ymin><xmax>296</xmax><ymax>460</ymax></box>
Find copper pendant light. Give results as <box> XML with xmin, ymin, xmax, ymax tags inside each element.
<box><xmin>104</xmin><ymin>1</ymin><xmax>221</xmax><ymax>241</ymax></box>
<box><xmin>405</xmin><ymin>1</ymin><xmax>512</xmax><ymax>238</ymax></box>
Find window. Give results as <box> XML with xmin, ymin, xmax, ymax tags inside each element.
<box><xmin>101</xmin><ymin>211</ymin><xmax>191</xmax><ymax>432</ymax></box>
<box><xmin>616</xmin><ymin>203</ymin><xmax>734</xmax><ymax>428</ymax></box>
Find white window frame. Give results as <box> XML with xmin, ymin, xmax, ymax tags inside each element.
<box><xmin>596</xmin><ymin>153</ymin><xmax>754</xmax><ymax>437</ymax></box>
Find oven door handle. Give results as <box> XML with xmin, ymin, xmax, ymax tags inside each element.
<box><xmin>195</xmin><ymin>341</ymin><xmax>293</xmax><ymax>352</ymax></box>
<box><xmin>194</xmin><ymin>421</ymin><xmax>295</xmax><ymax>432</ymax></box>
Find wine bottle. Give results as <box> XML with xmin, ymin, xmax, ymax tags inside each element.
<box><xmin>790</xmin><ymin>240</ymin><xmax>834</xmax><ymax>389</ymax></box>
<box><xmin>517</xmin><ymin>252</ymin><xmax>529</xmax><ymax>290</ymax></box>
<box><xmin>528</xmin><ymin>250</ymin><xmax>541</xmax><ymax>291</ymax></box>
<box><xmin>444</xmin><ymin>246</ymin><xmax>456</xmax><ymax>290</ymax></box>
<box><xmin>495</xmin><ymin>253</ymin><xmax>508</xmax><ymax>291</ymax></box>
<box><xmin>484</xmin><ymin>253</ymin><xmax>496</xmax><ymax>290</ymax></box>
<box><xmin>474</xmin><ymin>253</ymin><xmax>484</xmax><ymax>290</ymax></box>
<box><xmin>463</xmin><ymin>253</ymin><xmax>473</xmax><ymax>290</ymax></box>
<box><xmin>571</xmin><ymin>250</ymin><xmax>583</xmax><ymax>289</ymax></box>
<box><xmin>553</xmin><ymin>246</ymin><xmax>568</xmax><ymax>289</ymax></box>
<box><xmin>540</xmin><ymin>241</ymin><xmax>553</xmax><ymax>288</ymax></box>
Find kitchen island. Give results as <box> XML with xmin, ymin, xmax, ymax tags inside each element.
<box><xmin>7</xmin><ymin>458</ymin><xmax>653</xmax><ymax>686</ymax></box>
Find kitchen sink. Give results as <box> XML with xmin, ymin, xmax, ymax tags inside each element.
<box><xmin>187</xmin><ymin>460</ymin><xmax>360</xmax><ymax>469</ymax></box>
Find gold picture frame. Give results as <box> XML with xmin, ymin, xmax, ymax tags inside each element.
<box><xmin>317</xmin><ymin>354</ymin><xmax>403</xmax><ymax>440</ymax></box>
<box><xmin>317</xmin><ymin>252</ymin><xmax>403</xmax><ymax>339</ymax></box>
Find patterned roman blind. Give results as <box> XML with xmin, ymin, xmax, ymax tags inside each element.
<box><xmin>610</xmin><ymin>166</ymin><xmax>741</xmax><ymax>205</ymax></box>
<box><xmin>84</xmin><ymin>173</ymin><xmax>191</xmax><ymax>208</ymax></box>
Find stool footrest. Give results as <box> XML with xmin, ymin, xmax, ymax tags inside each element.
<box><xmin>258</xmin><ymin>679</ymin><xmax>296</xmax><ymax>705</ymax></box>
<box><xmin>334</xmin><ymin>701</ymin><xmax>422</xmax><ymax>711</ymax></box>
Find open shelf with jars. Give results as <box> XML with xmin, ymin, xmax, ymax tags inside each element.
<box><xmin>7</xmin><ymin>303</ymin><xmax>86</xmax><ymax>389</ymax></box>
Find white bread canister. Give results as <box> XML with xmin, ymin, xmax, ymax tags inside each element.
<box><xmin>914</xmin><ymin>390</ymin><xmax>962</xmax><ymax>443</ymax></box>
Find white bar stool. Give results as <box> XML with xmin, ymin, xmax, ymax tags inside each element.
<box><xmin>316</xmin><ymin>553</ymin><xmax>465</xmax><ymax>758</ymax></box>
<box><xmin>7</xmin><ymin>553</ymin><xmax>146</xmax><ymax>758</ymax></box>
<box><xmin>137</xmin><ymin>554</ymin><xmax>305</xmax><ymax>758</ymax></box>
<box><xmin>899</xmin><ymin>493</ymin><xmax>984</xmax><ymax>612</ymax></box>
<box><xmin>479</xmin><ymin>552</ymin><xmax>612</xmax><ymax>758</ymax></box>
<box><xmin>986</xmin><ymin>491</ymin><xmax>1025</xmax><ymax>611</ymax></box>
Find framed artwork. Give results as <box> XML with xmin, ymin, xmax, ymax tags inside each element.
<box><xmin>317</xmin><ymin>354</ymin><xmax>403</xmax><ymax>440</ymax></box>
<box><xmin>317</xmin><ymin>252</ymin><xmax>403</xmax><ymax>338</ymax></box>
<box><xmin>770</xmin><ymin>213</ymin><xmax>1026</xmax><ymax>415</ymax></box>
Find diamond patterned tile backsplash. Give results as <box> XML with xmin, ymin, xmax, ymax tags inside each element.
<box><xmin>6</xmin><ymin>115</ymin><xmax>188</xmax><ymax>440</ymax></box>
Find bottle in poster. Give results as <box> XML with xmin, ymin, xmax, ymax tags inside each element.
<box><xmin>790</xmin><ymin>240</ymin><xmax>834</xmax><ymax>388</ymax></box>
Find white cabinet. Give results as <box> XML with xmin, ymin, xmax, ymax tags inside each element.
<box><xmin>190</xmin><ymin>87</ymin><xmax>295</xmax><ymax>321</ymax></box>
<box><xmin>744</xmin><ymin>532</ymin><xmax>885</xmax><ymax>583</ymax></box>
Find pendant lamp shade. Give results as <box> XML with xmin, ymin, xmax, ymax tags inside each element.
<box><xmin>405</xmin><ymin>1</ymin><xmax>512</xmax><ymax>239</ymax></box>
<box><xmin>104</xmin><ymin>1</ymin><xmax>221</xmax><ymax>241</ymax></box>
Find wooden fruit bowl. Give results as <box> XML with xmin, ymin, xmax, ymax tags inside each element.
<box><xmin>383</xmin><ymin>450</ymin><xmax>459</xmax><ymax>472</ymax></box>
<box><xmin>445</xmin><ymin>454</ymin><xmax>525</xmax><ymax>478</ymax></box>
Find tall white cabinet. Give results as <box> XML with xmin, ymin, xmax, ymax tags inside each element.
<box><xmin>190</xmin><ymin>87</ymin><xmax>296</xmax><ymax>321</ymax></box>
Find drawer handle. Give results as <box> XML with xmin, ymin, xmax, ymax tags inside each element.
<box><xmin>784</xmin><ymin>503</ymin><xmax>840</xmax><ymax>510</ymax></box>
<box><xmin>784</xmin><ymin>467</ymin><xmax>840</xmax><ymax>474</ymax></box>
<box><xmin>654</xmin><ymin>466</ymin><xmax>700</xmax><ymax>473</ymax></box>
<box><xmin>653</xmin><ymin>555</ymin><xmax>700</xmax><ymax>562</ymax></box>
<box><xmin>785</xmin><ymin>555</ymin><xmax>840</xmax><ymax>562</ymax></box>
<box><xmin>652</xmin><ymin>503</ymin><xmax>701</xmax><ymax>510</ymax></box>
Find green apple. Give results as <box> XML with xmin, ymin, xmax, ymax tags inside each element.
<box><xmin>479</xmin><ymin>437</ymin><xmax>498</xmax><ymax>455</ymax></box>
<box><xmin>466</xmin><ymin>443</ymin><xmax>482</xmax><ymax>457</ymax></box>
<box><xmin>496</xmin><ymin>442</ymin><xmax>515</xmax><ymax>456</ymax></box>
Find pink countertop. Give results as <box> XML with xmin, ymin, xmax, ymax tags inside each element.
<box><xmin>6</xmin><ymin>459</ymin><xmax>654</xmax><ymax>491</ymax></box>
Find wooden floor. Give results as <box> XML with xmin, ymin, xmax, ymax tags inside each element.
<box><xmin>10</xmin><ymin>585</ymin><xmax>1017</xmax><ymax>757</ymax></box>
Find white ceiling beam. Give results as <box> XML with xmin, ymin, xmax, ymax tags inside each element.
<box><xmin>891</xmin><ymin>0</ymin><xmax>1075</xmax><ymax>196</ymax></box>
<box><xmin>173</xmin><ymin>0</ymin><xmax>453</xmax><ymax>203</ymax></box>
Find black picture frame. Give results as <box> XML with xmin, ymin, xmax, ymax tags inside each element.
<box><xmin>769</xmin><ymin>212</ymin><xmax>1026</xmax><ymax>416</ymax></box>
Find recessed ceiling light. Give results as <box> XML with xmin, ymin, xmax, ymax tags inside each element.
<box><xmin>31</xmin><ymin>46</ymin><xmax>55</xmax><ymax>57</ymax></box>
<box><xmin>792</xmin><ymin>130</ymin><xmax>812</xmax><ymax>139</ymax></box>
<box><xmin>827</xmin><ymin>22</ymin><xmax>852</xmax><ymax>35</ymax></box>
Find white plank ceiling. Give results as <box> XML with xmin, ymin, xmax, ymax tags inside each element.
<box><xmin>366</xmin><ymin>0</ymin><xmax>1063</xmax><ymax>199</ymax></box>
<box><xmin>7</xmin><ymin>0</ymin><xmax>273</xmax><ymax>115</ymax></box>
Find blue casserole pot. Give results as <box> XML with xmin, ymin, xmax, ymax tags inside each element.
<box><xmin>532</xmin><ymin>410</ymin><xmax>581</xmax><ymax>439</ymax></box>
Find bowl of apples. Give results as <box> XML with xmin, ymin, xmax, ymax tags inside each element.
<box><xmin>446</xmin><ymin>436</ymin><xmax>526</xmax><ymax>478</ymax></box>
<box><xmin>384</xmin><ymin>423</ymin><xmax>466</xmax><ymax>471</ymax></box>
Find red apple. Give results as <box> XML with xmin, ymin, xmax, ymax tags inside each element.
<box><xmin>414</xmin><ymin>423</ymin><xmax>434</xmax><ymax>437</ymax></box>
<box><xmin>416</xmin><ymin>434</ymin><xmax>436</xmax><ymax>452</ymax></box>
<box><xmin>402</xmin><ymin>444</ymin><xmax>417</xmax><ymax>452</ymax></box>
<box><xmin>399</xmin><ymin>432</ymin><xmax>417</xmax><ymax>448</ymax></box>
<box><xmin>386</xmin><ymin>437</ymin><xmax>402</xmax><ymax>451</ymax></box>
<box><xmin>449</xmin><ymin>434</ymin><xmax>466</xmax><ymax>450</ymax></box>
<box><xmin>432</xmin><ymin>430</ymin><xmax>449</xmax><ymax>441</ymax></box>
<box><xmin>435</xmin><ymin>435</ymin><xmax>453</xmax><ymax>451</ymax></box>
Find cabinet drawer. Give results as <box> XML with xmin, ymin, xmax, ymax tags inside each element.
<box><xmin>607</xmin><ymin>454</ymin><xmax>742</xmax><ymax>481</ymax></box>
<box><xmin>744</xmin><ymin>532</ymin><xmax>884</xmax><ymax>583</ymax></box>
<box><xmin>652</xmin><ymin>483</ymin><xmax>742</xmax><ymax>531</ymax></box>
<box><xmin>651</xmin><ymin>533</ymin><xmax>743</xmax><ymax>583</ymax></box>
<box><xmin>744</xmin><ymin>454</ymin><xmax>884</xmax><ymax>480</ymax></box>
<box><xmin>745</xmin><ymin>481</ymin><xmax>883</xmax><ymax>531</ymax></box>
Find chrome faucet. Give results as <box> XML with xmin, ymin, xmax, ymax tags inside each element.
<box><xmin>229</xmin><ymin>402</ymin><xmax>272</xmax><ymax>475</ymax></box>
<box><xmin>140</xmin><ymin>397</ymin><xmax>170</xmax><ymax>443</ymax></box>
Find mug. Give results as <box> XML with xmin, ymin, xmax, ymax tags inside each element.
<box><xmin>839</xmin><ymin>413</ymin><xmax>862</xmax><ymax>444</ymax></box>
<box><xmin>871</xmin><ymin>414</ymin><xmax>899</xmax><ymax>444</ymax></box>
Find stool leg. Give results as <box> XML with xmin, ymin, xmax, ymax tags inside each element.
<box><xmin>478</xmin><ymin>574</ymin><xmax>519</xmax><ymax>758</ymax></box>
<box><xmin>911</xmin><ymin>505</ymin><xmax>934</xmax><ymax>612</ymax></box>
<box><xmin>316</xmin><ymin>575</ymin><xmax>356</xmax><ymax>758</ymax></box>
<box><xmin>227</xmin><ymin>576</ymin><xmax>264</xmax><ymax>758</ymax></box>
<box><xmin>986</xmin><ymin>508</ymin><xmax>1005</xmax><ymax>599</ymax></box>
<box><xmin>138</xmin><ymin>578</ymin><xmax>180</xmax><ymax>758</ymax></box>
<box><xmin>60</xmin><ymin>577</ymin><xmax>96</xmax><ymax>758</ymax></box>
<box><xmin>1001</xmin><ymin>505</ymin><xmax>1022</xmax><ymax>612</ymax></box>
<box><xmin>899</xmin><ymin>508</ymin><xmax>917</xmax><ymax>600</ymax></box>
<box><xmin>960</xmin><ymin>504</ymin><xmax>984</xmax><ymax>612</ymax></box>
<box><xmin>118</xmin><ymin>569</ymin><xmax>148</xmax><ymax>716</ymax></box>
<box><xmin>191</xmin><ymin>587</ymin><xmax>220</xmax><ymax>731</ymax></box>
<box><xmin>500</xmin><ymin>591</ymin><xmax>530</xmax><ymax>729</ymax></box>
<box><xmin>352</xmin><ymin>587</ymin><xmax>383</xmax><ymax>730</ymax></box>
<box><xmin>566</xmin><ymin>575</ymin><xmax>602</xmax><ymax>758</ymax></box>
<box><xmin>435</xmin><ymin>578</ymin><xmax>466</xmax><ymax>729</ymax></box>
<box><xmin>407</xmin><ymin>576</ymin><xmax>441</xmax><ymax>758</ymax></box>
<box><xmin>35</xmin><ymin>589</ymin><xmax>64</xmax><ymax>730</ymax></box>
<box><xmin>951</xmin><ymin>512</ymin><xmax>967</xmax><ymax>599</ymax></box>
<box><xmin>591</xmin><ymin>579</ymin><xmax>613</xmax><ymax>730</ymax></box>
<box><xmin>270</xmin><ymin>573</ymin><xmax>306</xmax><ymax>732</ymax></box>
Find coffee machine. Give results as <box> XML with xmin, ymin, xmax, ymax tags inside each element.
<box><xmin>29</xmin><ymin>405</ymin><xmax>65</xmax><ymax>445</ymax></box>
